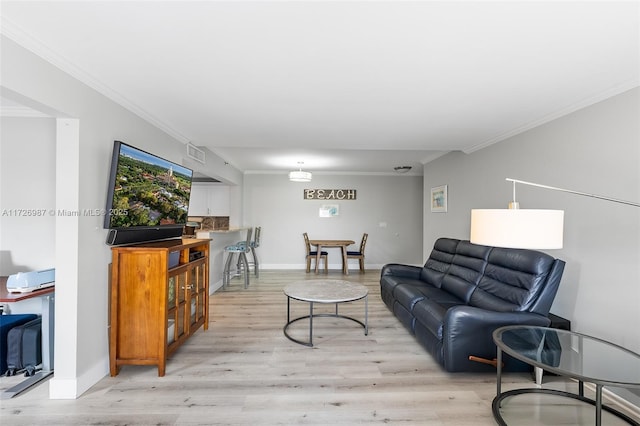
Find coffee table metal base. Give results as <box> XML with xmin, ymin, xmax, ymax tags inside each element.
<box><xmin>284</xmin><ymin>298</ymin><xmax>368</xmax><ymax>347</ymax></box>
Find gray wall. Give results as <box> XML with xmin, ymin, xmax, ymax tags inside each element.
<box><xmin>242</xmin><ymin>173</ymin><xmax>424</xmax><ymax>269</ymax></box>
<box><xmin>423</xmin><ymin>87</ymin><xmax>640</xmax><ymax>404</ymax></box>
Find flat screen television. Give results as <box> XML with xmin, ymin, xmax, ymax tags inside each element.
<box><xmin>104</xmin><ymin>140</ymin><xmax>193</xmax><ymax>245</ymax></box>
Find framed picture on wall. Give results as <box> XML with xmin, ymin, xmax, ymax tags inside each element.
<box><xmin>431</xmin><ymin>185</ymin><xmax>448</xmax><ymax>213</ymax></box>
<box><xmin>319</xmin><ymin>204</ymin><xmax>339</xmax><ymax>217</ymax></box>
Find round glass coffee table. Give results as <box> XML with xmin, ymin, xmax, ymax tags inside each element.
<box><xmin>493</xmin><ymin>325</ymin><xmax>640</xmax><ymax>426</ymax></box>
<box><xmin>283</xmin><ymin>279</ymin><xmax>368</xmax><ymax>347</ymax></box>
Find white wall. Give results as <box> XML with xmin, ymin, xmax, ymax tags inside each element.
<box><xmin>423</xmin><ymin>87</ymin><xmax>640</xmax><ymax>405</ymax></box>
<box><xmin>1</xmin><ymin>36</ymin><xmax>243</xmax><ymax>398</ymax></box>
<box><xmin>0</xmin><ymin>117</ymin><xmax>56</xmax><ymax>274</ymax></box>
<box><xmin>242</xmin><ymin>173</ymin><xmax>424</xmax><ymax>269</ymax></box>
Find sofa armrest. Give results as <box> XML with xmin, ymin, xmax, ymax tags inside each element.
<box><xmin>442</xmin><ymin>305</ymin><xmax>551</xmax><ymax>372</ymax></box>
<box><xmin>380</xmin><ymin>263</ymin><xmax>423</xmax><ymax>280</ymax></box>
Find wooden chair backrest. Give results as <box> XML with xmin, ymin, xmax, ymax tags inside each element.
<box><xmin>303</xmin><ymin>232</ymin><xmax>311</xmax><ymax>255</ymax></box>
<box><xmin>359</xmin><ymin>233</ymin><xmax>368</xmax><ymax>253</ymax></box>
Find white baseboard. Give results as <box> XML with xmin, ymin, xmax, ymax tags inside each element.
<box><xmin>260</xmin><ymin>263</ymin><xmax>386</xmax><ymax>270</ymax></box>
<box><xmin>580</xmin><ymin>380</ymin><xmax>640</xmax><ymax>419</ymax></box>
<box><xmin>210</xmin><ymin>279</ymin><xmax>223</xmax><ymax>294</ymax></box>
<box><xmin>49</xmin><ymin>356</ymin><xmax>108</xmax><ymax>399</ymax></box>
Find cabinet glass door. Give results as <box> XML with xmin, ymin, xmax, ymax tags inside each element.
<box><xmin>189</xmin><ymin>262</ymin><xmax>207</xmax><ymax>327</ymax></box>
<box><xmin>197</xmin><ymin>263</ymin><xmax>206</xmax><ymax>320</ymax></box>
<box><xmin>176</xmin><ymin>272</ymin><xmax>187</xmax><ymax>340</ymax></box>
<box><xmin>168</xmin><ymin>276</ymin><xmax>176</xmax><ymax>309</ymax></box>
<box><xmin>189</xmin><ymin>265</ymin><xmax>199</xmax><ymax>325</ymax></box>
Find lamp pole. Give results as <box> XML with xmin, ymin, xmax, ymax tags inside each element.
<box><xmin>506</xmin><ymin>178</ymin><xmax>640</xmax><ymax>208</ymax></box>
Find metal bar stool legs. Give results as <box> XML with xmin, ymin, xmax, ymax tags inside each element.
<box><xmin>250</xmin><ymin>246</ymin><xmax>259</xmax><ymax>278</ymax></box>
<box><xmin>223</xmin><ymin>251</ymin><xmax>250</xmax><ymax>289</ymax></box>
<box><xmin>239</xmin><ymin>252</ymin><xmax>249</xmax><ymax>288</ymax></box>
<box><xmin>223</xmin><ymin>251</ymin><xmax>235</xmax><ymax>289</ymax></box>
<box><xmin>223</xmin><ymin>228</ymin><xmax>253</xmax><ymax>290</ymax></box>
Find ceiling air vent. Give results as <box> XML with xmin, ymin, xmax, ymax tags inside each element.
<box><xmin>186</xmin><ymin>143</ymin><xmax>205</xmax><ymax>164</ymax></box>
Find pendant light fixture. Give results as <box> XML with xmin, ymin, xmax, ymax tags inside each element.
<box><xmin>289</xmin><ymin>162</ymin><xmax>312</xmax><ymax>182</ymax></box>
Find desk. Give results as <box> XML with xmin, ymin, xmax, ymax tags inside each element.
<box><xmin>0</xmin><ymin>277</ymin><xmax>55</xmax><ymax>399</ymax></box>
<box><xmin>309</xmin><ymin>240</ymin><xmax>355</xmax><ymax>275</ymax></box>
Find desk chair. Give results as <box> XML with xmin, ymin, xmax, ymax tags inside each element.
<box><xmin>347</xmin><ymin>232</ymin><xmax>368</xmax><ymax>273</ymax></box>
<box><xmin>303</xmin><ymin>232</ymin><xmax>328</xmax><ymax>273</ymax></box>
<box><xmin>223</xmin><ymin>227</ymin><xmax>252</xmax><ymax>289</ymax></box>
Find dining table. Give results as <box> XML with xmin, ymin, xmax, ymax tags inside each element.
<box><xmin>308</xmin><ymin>239</ymin><xmax>355</xmax><ymax>275</ymax></box>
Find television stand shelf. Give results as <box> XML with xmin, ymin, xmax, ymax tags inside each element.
<box><xmin>109</xmin><ymin>238</ymin><xmax>210</xmax><ymax>376</ymax></box>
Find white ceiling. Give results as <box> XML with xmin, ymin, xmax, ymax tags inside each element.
<box><xmin>1</xmin><ymin>1</ymin><xmax>639</xmax><ymax>175</ymax></box>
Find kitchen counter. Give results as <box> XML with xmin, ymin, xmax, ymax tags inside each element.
<box><xmin>196</xmin><ymin>228</ymin><xmax>247</xmax><ymax>237</ymax></box>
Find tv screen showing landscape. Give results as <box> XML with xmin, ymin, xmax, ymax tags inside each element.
<box><xmin>105</xmin><ymin>141</ymin><xmax>193</xmax><ymax>229</ymax></box>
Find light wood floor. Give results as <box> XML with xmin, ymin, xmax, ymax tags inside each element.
<box><xmin>1</xmin><ymin>270</ymin><xmax>638</xmax><ymax>425</ymax></box>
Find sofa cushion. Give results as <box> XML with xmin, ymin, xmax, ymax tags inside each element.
<box><xmin>394</xmin><ymin>282</ymin><xmax>464</xmax><ymax>321</ymax></box>
<box><xmin>380</xmin><ymin>275</ymin><xmax>404</xmax><ymax>298</ymax></box>
<box><xmin>440</xmin><ymin>241</ymin><xmax>491</xmax><ymax>302</ymax></box>
<box><xmin>419</xmin><ymin>238</ymin><xmax>459</xmax><ymax>287</ymax></box>
<box><xmin>393</xmin><ymin>281</ymin><xmax>430</xmax><ymax>311</ymax></box>
<box><xmin>413</xmin><ymin>297</ymin><xmax>464</xmax><ymax>340</ymax></box>
<box><xmin>469</xmin><ymin>247</ymin><xmax>557</xmax><ymax>312</ymax></box>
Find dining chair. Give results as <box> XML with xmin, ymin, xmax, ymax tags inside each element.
<box><xmin>303</xmin><ymin>232</ymin><xmax>328</xmax><ymax>273</ymax></box>
<box><xmin>347</xmin><ymin>232</ymin><xmax>368</xmax><ymax>273</ymax></box>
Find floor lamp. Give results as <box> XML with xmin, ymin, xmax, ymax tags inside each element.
<box><xmin>470</xmin><ymin>178</ymin><xmax>640</xmax><ymax>250</ymax></box>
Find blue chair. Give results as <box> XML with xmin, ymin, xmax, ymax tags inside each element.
<box><xmin>223</xmin><ymin>227</ymin><xmax>253</xmax><ymax>289</ymax></box>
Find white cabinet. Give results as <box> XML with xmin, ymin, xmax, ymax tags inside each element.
<box><xmin>188</xmin><ymin>183</ymin><xmax>209</xmax><ymax>215</ymax></box>
<box><xmin>189</xmin><ymin>183</ymin><xmax>230</xmax><ymax>216</ymax></box>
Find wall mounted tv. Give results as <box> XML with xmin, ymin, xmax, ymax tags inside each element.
<box><xmin>104</xmin><ymin>140</ymin><xmax>193</xmax><ymax>245</ymax></box>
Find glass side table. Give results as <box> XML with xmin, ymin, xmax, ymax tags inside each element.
<box><xmin>492</xmin><ymin>325</ymin><xmax>640</xmax><ymax>426</ymax></box>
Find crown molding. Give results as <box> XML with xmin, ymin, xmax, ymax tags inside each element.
<box><xmin>1</xmin><ymin>105</ymin><xmax>51</xmax><ymax>118</ymax></box>
<box><xmin>1</xmin><ymin>16</ymin><xmax>190</xmax><ymax>143</ymax></box>
<box><xmin>243</xmin><ymin>170</ymin><xmax>424</xmax><ymax>177</ymax></box>
<box><xmin>463</xmin><ymin>80</ymin><xmax>640</xmax><ymax>154</ymax></box>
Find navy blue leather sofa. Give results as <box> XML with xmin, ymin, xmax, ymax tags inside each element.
<box><xmin>380</xmin><ymin>238</ymin><xmax>565</xmax><ymax>372</ymax></box>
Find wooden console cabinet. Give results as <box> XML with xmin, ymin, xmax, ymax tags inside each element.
<box><xmin>109</xmin><ymin>238</ymin><xmax>210</xmax><ymax>376</ymax></box>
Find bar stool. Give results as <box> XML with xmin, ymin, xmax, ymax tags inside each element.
<box><xmin>248</xmin><ymin>226</ymin><xmax>261</xmax><ymax>278</ymax></box>
<box><xmin>237</xmin><ymin>226</ymin><xmax>261</xmax><ymax>278</ymax></box>
<box><xmin>223</xmin><ymin>228</ymin><xmax>253</xmax><ymax>289</ymax></box>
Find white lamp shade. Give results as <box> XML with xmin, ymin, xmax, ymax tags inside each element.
<box><xmin>288</xmin><ymin>170</ymin><xmax>312</xmax><ymax>182</ymax></box>
<box><xmin>470</xmin><ymin>209</ymin><xmax>564</xmax><ymax>249</ymax></box>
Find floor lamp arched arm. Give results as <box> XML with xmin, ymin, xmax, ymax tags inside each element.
<box><xmin>506</xmin><ymin>178</ymin><xmax>640</xmax><ymax>208</ymax></box>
